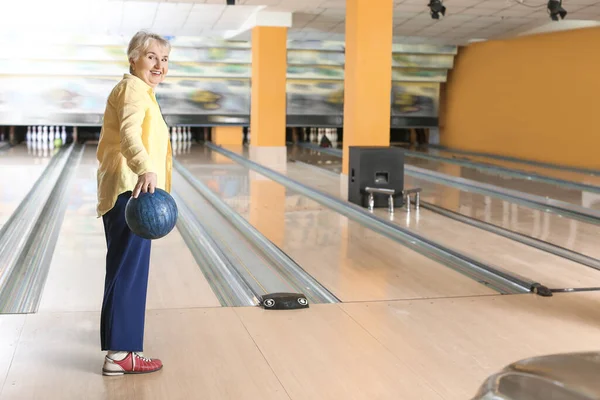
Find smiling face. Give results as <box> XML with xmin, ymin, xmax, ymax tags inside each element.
<box><xmin>130</xmin><ymin>40</ymin><xmax>170</xmax><ymax>88</ymax></box>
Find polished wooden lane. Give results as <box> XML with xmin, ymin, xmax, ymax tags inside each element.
<box><xmin>292</xmin><ymin>144</ymin><xmax>600</xmax><ymax>209</ymax></box>
<box><xmin>177</xmin><ymin>146</ymin><xmax>497</xmax><ymax>302</ymax></box>
<box><xmin>288</xmin><ymin>146</ymin><xmax>600</xmax><ymax>261</ymax></box>
<box><xmin>403</xmin><ymin>174</ymin><xmax>600</xmax><ymax>261</ymax></box>
<box><xmin>284</xmin><ymin>162</ymin><xmax>600</xmax><ymax>289</ymax></box>
<box><xmin>428</xmin><ymin>147</ymin><xmax>600</xmax><ymax>188</ymax></box>
<box><xmin>405</xmin><ymin>155</ymin><xmax>594</xmax><ymax>208</ymax></box>
<box><xmin>0</xmin><ymin>144</ymin><xmax>50</xmax><ymax>229</ymax></box>
<box><xmin>37</xmin><ymin>145</ymin><xmax>221</xmax><ymax>313</ymax></box>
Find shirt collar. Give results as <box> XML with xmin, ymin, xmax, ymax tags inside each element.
<box><xmin>124</xmin><ymin>73</ymin><xmax>154</xmax><ymax>95</ymax></box>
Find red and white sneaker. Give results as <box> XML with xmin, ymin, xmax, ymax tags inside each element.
<box><xmin>102</xmin><ymin>352</ymin><xmax>163</xmax><ymax>376</ymax></box>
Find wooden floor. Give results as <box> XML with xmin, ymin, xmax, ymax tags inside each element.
<box><xmin>2</xmin><ymin>143</ymin><xmax>600</xmax><ymax>399</ymax></box>
<box><xmin>4</xmin><ymin>293</ymin><xmax>600</xmax><ymax>399</ymax></box>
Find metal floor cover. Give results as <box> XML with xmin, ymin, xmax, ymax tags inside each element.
<box><xmin>473</xmin><ymin>352</ymin><xmax>600</xmax><ymax>400</ymax></box>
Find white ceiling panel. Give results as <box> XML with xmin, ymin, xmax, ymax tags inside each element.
<box><xmin>153</xmin><ymin>3</ymin><xmax>194</xmax><ymax>31</ymax></box>
<box><xmin>0</xmin><ymin>0</ymin><xmax>597</xmax><ymax>47</ymax></box>
<box><xmin>121</xmin><ymin>2</ymin><xmax>158</xmax><ymax>32</ymax></box>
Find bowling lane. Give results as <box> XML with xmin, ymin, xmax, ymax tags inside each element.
<box><xmin>176</xmin><ymin>145</ymin><xmax>497</xmax><ymax>302</ymax></box>
<box><xmin>0</xmin><ymin>144</ymin><xmax>52</xmax><ymax>229</ymax></box>
<box><xmin>292</xmin><ymin>145</ymin><xmax>600</xmax><ymax>210</ymax></box>
<box><xmin>283</xmin><ymin>161</ymin><xmax>600</xmax><ymax>289</ymax></box>
<box><xmin>423</xmin><ymin>147</ymin><xmax>600</xmax><ymax>187</ymax></box>
<box><xmin>289</xmin><ymin>145</ymin><xmax>600</xmax><ymax>261</ymax></box>
<box><xmin>404</xmin><ymin>153</ymin><xmax>597</xmax><ymax>209</ymax></box>
<box><xmin>37</xmin><ymin>144</ymin><xmax>221</xmax><ymax>313</ymax></box>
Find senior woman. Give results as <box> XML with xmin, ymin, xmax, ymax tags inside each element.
<box><xmin>96</xmin><ymin>31</ymin><xmax>172</xmax><ymax>376</ymax></box>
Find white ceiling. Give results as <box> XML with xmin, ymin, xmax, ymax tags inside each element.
<box><xmin>0</xmin><ymin>0</ymin><xmax>599</xmax><ymax>46</ymax></box>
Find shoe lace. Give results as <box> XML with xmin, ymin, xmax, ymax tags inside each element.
<box><xmin>134</xmin><ymin>352</ymin><xmax>152</xmax><ymax>363</ymax></box>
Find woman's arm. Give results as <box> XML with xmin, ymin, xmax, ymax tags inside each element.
<box><xmin>116</xmin><ymin>84</ymin><xmax>157</xmax><ymax>198</ymax></box>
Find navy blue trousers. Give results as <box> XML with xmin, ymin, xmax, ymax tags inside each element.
<box><xmin>101</xmin><ymin>191</ymin><xmax>151</xmax><ymax>352</ymax></box>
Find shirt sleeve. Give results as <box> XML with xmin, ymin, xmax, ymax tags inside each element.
<box><xmin>116</xmin><ymin>83</ymin><xmax>153</xmax><ymax>176</ymax></box>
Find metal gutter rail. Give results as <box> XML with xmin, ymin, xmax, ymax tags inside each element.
<box><xmin>0</xmin><ymin>145</ymin><xmax>72</xmax><ymax>297</ymax></box>
<box><xmin>0</xmin><ymin>144</ymin><xmax>83</xmax><ymax>313</ymax></box>
<box><xmin>207</xmin><ymin>143</ymin><xmax>550</xmax><ymax>296</ymax></box>
<box><xmin>173</xmin><ymin>191</ymin><xmax>260</xmax><ymax>307</ymax></box>
<box><xmin>420</xmin><ymin>202</ymin><xmax>600</xmax><ymax>272</ymax></box>
<box><xmin>174</xmin><ymin>159</ymin><xmax>339</xmax><ymax>305</ymax></box>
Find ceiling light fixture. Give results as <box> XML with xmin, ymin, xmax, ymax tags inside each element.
<box><xmin>428</xmin><ymin>0</ymin><xmax>446</xmax><ymax>19</ymax></box>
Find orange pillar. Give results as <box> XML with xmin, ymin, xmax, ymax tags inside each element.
<box><xmin>250</xmin><ymin>26</ymin><xmax>287</xmax><ymax>147</ymax></box>
<box><xmin>212</xmin><ymin>126</ymin><xmax>243</xmax><ymax>146</ymax></box>
<box><xmin>342</xmin><ymin>0</ymin><xmax>393</xmax><ymax>175</ymax></box>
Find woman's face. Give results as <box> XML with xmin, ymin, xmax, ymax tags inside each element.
<box><xmin>130</xmin><ymin>40</ymin><xmax>169</xmax><ymax>88</ymax></box>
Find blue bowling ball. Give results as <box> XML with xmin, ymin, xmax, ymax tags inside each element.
<box><xmin>125</xmin><ymin>188</ymin><xmax>178</xmax><ymax>240</ymax></box>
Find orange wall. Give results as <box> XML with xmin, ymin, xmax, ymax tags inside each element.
<box><xmin>441</xmin><ymin>27</ymin><xmax>600</xmax><ymax>169</ymax></box>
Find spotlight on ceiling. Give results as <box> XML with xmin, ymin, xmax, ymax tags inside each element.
<box><xmin>547</xmin><ymin>0</ymin><xmax>567</xmax><ymax>20</ymax></box>
<box><xmin>428</xmin><ymin>0</ymin><xmax>446</xmax><ymax>19</ymax></box>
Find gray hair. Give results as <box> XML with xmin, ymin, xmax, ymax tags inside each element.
<box><xmin>127</xmin><ymin>31</ymin><xmax>171</xmax><ymax>73</ymax></box>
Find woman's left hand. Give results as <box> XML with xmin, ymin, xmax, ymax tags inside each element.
<box><xmin>132</xmin><ymin>172</ymin><xmax>157</xmax><ymax>198</ymax></box>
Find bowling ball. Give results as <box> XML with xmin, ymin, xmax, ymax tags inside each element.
<box><xmin>125</xmin><ymin>188</ymin><xmax>178</xmax><ymax>240</ymax></box>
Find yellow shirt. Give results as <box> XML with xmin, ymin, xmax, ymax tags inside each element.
<box><xmin>96</xmin><ymin>74</ymin><xmax>172</xmax><ymax>217</ymax></box>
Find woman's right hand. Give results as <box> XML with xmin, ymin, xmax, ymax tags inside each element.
<box><xmin>132</xmin><ymin>172</ymin><xmax>158</xmax><ymax>198</ymax></box>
